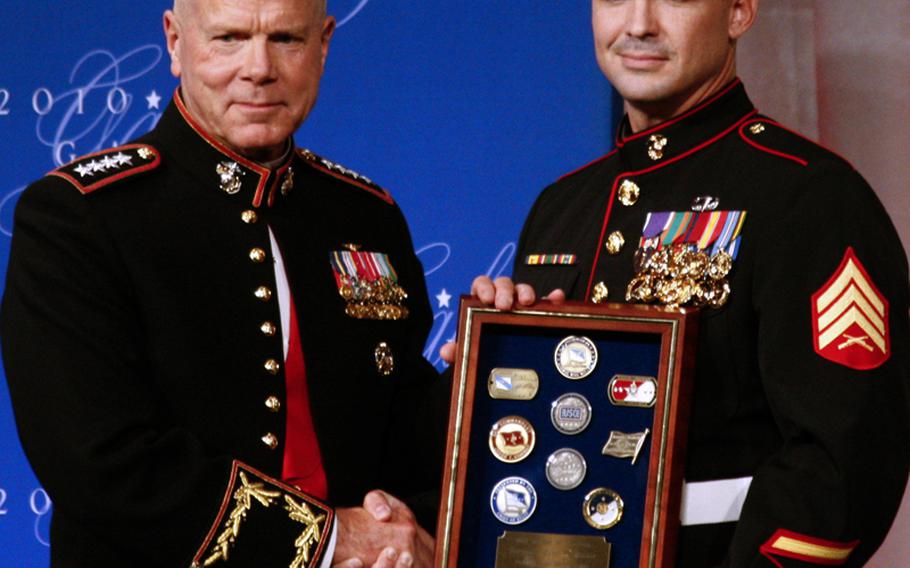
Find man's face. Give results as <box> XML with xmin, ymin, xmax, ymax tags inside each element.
<box><xmin>165</xmin><ymin>0</ymin><xmax>334</xmax><ymax>161</ymax></box>
<box><xmin>592</xmin><ymin>0</ymin><xmax>744</xmax><ymax>116</ymax></box>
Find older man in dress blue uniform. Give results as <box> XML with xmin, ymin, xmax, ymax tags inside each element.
<box><xmin>2</xmin><ymin>1</ymin><xmax>444</xmax><ymax>567</ymax></box>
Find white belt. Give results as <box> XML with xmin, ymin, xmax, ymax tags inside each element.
<box><xmin>680</xmin><ymin>476</ymin><xmax>753</xmax><ymax>526</ymax></box>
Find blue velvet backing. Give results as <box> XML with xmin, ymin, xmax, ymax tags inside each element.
<box><xmin>457</xmin><ymin>324</ymin><xmax>662</xmax><ymax>568</ymax></box>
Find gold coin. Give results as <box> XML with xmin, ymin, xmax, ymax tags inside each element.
<box><xmin>583</xmin><ymin>488</ymin><xmax>624</xmax><ymax>529</ymax></box>
<box><xmin>489</xmin><ymin>416</ymin><xmax>536</xmax><ymax>463</ymax></box>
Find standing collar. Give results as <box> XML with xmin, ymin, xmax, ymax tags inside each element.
<box><xmin>615</xmin><ymin>79</ymin><xmax>757</xmax><ymax>171</ymax></box>
<box><xmin>155</xmin><ymin>89</ymin><xmax>297</xmax><ymax>208</ymax></box>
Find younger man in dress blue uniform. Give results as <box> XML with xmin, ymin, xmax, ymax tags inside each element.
<box><xmin>454</xmin><ymin>1</ymin><xmax>910</xmax><ymax>566</ymax></box>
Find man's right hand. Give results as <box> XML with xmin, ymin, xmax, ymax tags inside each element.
<box><xmin>332</xmin><ymin>490</ymin><xmax>434</xmax><ymax>568</ymax></box>
<box><xmin>438</xmin><ymin>276</ymin><xmax>565</xmax><ymax>363</ymax></box>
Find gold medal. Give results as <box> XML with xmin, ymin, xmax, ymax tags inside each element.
<box><xmin>708</xmin><ymin>251</ymin><xmax>733</xmax><ymax>280</ymax></box>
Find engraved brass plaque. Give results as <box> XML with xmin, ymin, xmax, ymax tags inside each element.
<box><xmin>495</xmin><ymin>531</ymin><xmax>611</xmax><ymax>568</ymax></box>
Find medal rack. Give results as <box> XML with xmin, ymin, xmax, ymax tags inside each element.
<box><xmin>435</xmin><ymin>299</ymin><xmax>698</xmax><ymax>568</ymax></box>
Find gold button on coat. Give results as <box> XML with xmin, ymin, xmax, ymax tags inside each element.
<box><xmin>260</xmin><ymin>321</ymin><xmax>277</xmax><ymax>336</ymax></box>
<box><xmin>618</xmin><ymin>180</ymin><xmax>640</xmax><ymax>207</ymax></box>
<box><xmin>249</xmin><ymin>248</ymin><xmax>267</xmax><ymax>263</ymax></box>
<box><xmin>592</xmin><ymin>282</ymin><xmax>609</xmax><ymax>304</ymax></box>
<box><xmin>254</xmin><ymin>286</ymin><xmax>272</xmax><ymax>301</ymax></box>
<box><xmin>261</xmin><ymin>433</ymin><xmax>279</xmax><ymax>449</ymax></box>
<box><xmin>265</xmin><ymin>396</ymin><xmax>281</xmax><ymax>412</ymax></box>
<box><xmin>241</xmin><ymin>210</ymin><xmax>258</xmax><ymax>224</ymax></box>
<box><xmin>605</xmin><ymin>231</ymin><xmax>625</xmax><ymax>255</ymax></box>
<box><xmin>264</xmin><ymin>359</ymin><xmax>280</xmax><ymax>375</ymax></box>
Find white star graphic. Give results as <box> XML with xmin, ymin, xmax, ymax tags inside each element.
<box><xmin>436</xmin><ymin>288</ymin><xmax>452</xmax><ymax>309</ymax></box>
<box><xmin>145</xmin><ymin>90</ymin><xmax>162</xmax><ymax>110</ymax></box>
<box><xmin>100</xmin><ymin>155</ymin><xmax>118</xmax><ymax>169</ymax></box>
<box><xmin>88</xmin><ymin>160</ymin><xmax>103</xmax><ymax>172</ymax></box>
<box><xmin>113</xmin><ymin>152</ymin><xmax>132</xmax><ymax>166</ymax></box>
<box><xmin>74</xmin><ymin>163</ymin><xmax>93</xmax><ymax>177</ymax></box>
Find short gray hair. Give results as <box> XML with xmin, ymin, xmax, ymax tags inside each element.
<box><xmin>174</xmin><ymin>0</ymin><xmax>327</xmax><ymax>18</ymax></box>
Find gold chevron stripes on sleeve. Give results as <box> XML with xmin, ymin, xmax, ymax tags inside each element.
<box><xmin>815</xmin><ymin>254</ymin><xmax>886</xmax><ymax>354</ymax></box>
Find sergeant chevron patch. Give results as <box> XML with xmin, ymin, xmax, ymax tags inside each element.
<box><xmin>812</xmin><ymin>247</ymin><xmax>889</xmax><ymax>370</ymax></box>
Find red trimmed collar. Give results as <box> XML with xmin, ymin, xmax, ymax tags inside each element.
<box><xmin>155</xmin><ymin>89</ymin><xmax>297</xmax><ymax>208</ymax></box>
<box><xmin>614</xmin><ymin>79</ymin><xmax>756</xmax><ymax>171</ymax></box>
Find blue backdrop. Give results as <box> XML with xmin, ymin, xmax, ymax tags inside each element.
<box><xmin>0</xmin><ymin>1</ymin><xmax>620</xmax><ymax>564</ymax></box>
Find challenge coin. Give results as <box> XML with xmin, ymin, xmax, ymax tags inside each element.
<box><xmin>550</xmin><ymin>393</ymin><xmax>592</xmax><ymax>435</ymax></box>
<box><xmin>582</xmin><ymin>487</ymin><xmax>624</xmax><ymax>530</ymax></box>
<box><xmin>545</xmin><ymin>448</ymin><xmax>587</xmax><ymax>490</ymax></box>
<box><xmin>608</xmin><ymin>375</ymin><xmax>658</xmax><ymax>408</ymax></box>
<box><xmin>487</xmin><ymin>368</ymin><xmax>540</xmax><ymax>400</ymax></box>
<box><xmin>489</xmin><ymin>416</ymin><xmax>536</xmax><ymax>463</ymax></box>
<box><xmin>490</xmin><ymin>477</ymin><xmax>537</xmax><ymax>525</ymax></box>
<box><xmin>554</xmin><ymin>336</ymin><xmax>598</xmax><ymax>379</ymax></box>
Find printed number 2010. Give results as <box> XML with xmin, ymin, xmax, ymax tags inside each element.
<box><xmin>0</xmin><ymin>89</ymin><xmax>10</xmax><ymax>116</ymax></box>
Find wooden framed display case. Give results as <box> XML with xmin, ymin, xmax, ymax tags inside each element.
<box><xmin>434</xmin><ymin>299</ymin><xmax>698</xmax><ymax>568</ymax></box>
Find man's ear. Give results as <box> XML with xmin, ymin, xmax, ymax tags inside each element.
<box><xmin>729</xmin><ymin>0</ymin><xmax>759</xmax><ymax>41</ymax></box>
<box><xmin>163</xmin><ymin>10</ymin><xmax>182</xmax><ymax>78</ymax></box>
<box><xmin>319</xmin><ymin>15</ymin><xmax>336</xmax><ymax>69</ymax></box>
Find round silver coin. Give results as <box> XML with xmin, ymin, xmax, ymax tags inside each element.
<box><xmin>545</xmin><ymin>448</ymin><xmax>587</xmax><ymax>490</ymax></box>
<box><xmin>554</xmin><ymin>336</ymin><xmax>598</xmax><ymax>380</ymax></box>
<box><xmin>490</xmin><ymin>476</ymin><xmax>537</xmax><ymax>525</ymax></box>
<box><xmin>550</xmin><ymin>393</ymin><xmax>592</xmax><ymax>435</ymax></box>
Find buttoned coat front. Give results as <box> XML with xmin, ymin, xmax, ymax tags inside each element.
<box><xmin>1</xmin><ymin>96</ymin><xmax>445</xmax><ymax>567</ymax></box>
<box><xmin>513</xmin><ymin>81</ymin><xmax>909</xmax><ymax>568</ymax></box>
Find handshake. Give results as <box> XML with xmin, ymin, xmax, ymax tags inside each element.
<box><xmin>334</xmin><ymin>490</ymin><xmax>434</xmax><ymax>568</ymax></box>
